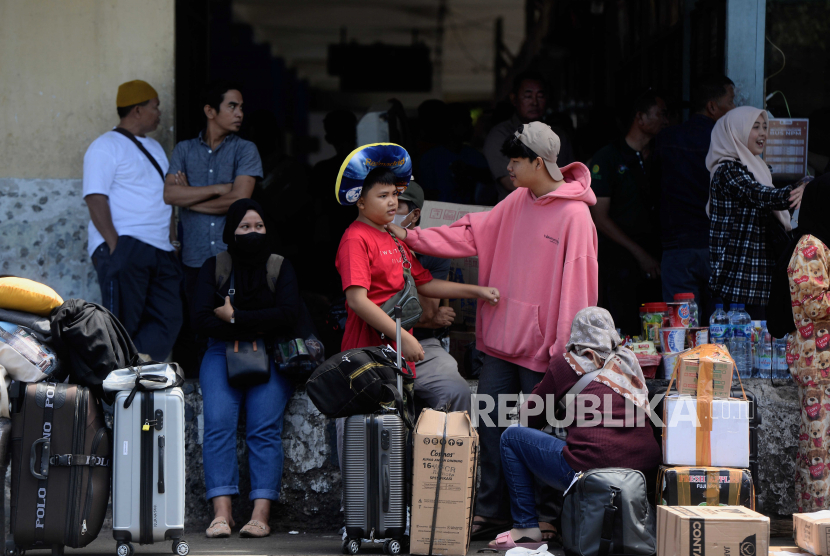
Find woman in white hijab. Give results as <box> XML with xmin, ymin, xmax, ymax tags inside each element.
<box><xmin>706</xmin><ymin>106</ymin><xmax>807</xmax><ymax>318</ymax></box>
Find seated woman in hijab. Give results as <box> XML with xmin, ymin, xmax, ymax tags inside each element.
<box><xmin>768</xmin><ymin>173</ymin><xmax>830</xmax><ymax>512</ymax></box>
<box><xmin>488</xmin><ymin>307</ymin><xmax>661</xmax><ymax>550</ymax></box>
<box><xmin>193</xmin><ymin>199</ymin><xmax>298</xmax><ymax>539</ymax></box>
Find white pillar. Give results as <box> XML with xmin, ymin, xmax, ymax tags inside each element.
<box><xmin>725</xmin><ymin>0</ymin><xmax>766</xmax><ymax>108</ymax></box>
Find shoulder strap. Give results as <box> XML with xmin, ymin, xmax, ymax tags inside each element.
<box><xmin>556</xmin><ymin>369</ymin><xmax>601</xmax><ymax>414</ymax></box>
<box><xmin>215</xmin><ymin>251</ymin><xmax>233</xmax><ymax>290</ymax></box>
<box><xmin>265</xmin><ymin>254</ymin><xmax>285</xmax><ymax>293</ymax></box>
<box><xmin>112</xmin><ymin>127</ymin><xmax>165</xmax><ymax>182</ymax></box>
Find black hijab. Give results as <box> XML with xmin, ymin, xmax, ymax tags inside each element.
<box><xmin>222</xmin><ymin>199</ymin><xmax>273</xmax><ymax>309</ymax></box>
<box><xmin>768</xmin><ymin>175</ymin><xmax>830</xmax><ymax>337</ymax></box>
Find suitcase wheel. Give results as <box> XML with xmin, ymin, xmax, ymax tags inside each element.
<box><xmin>173</xmin><ymin>541</ymin><xmax>190</xmax><ymax>556</ymax></box>
<box><xmin>4</xmin><ymin>545</ymin><xmax>20</xmax><ymax>556</ymax></box>
<box><xmin>383</xmin><ymin>539</ymin><xmax>401</xmax><ymax>555</ymax></box>
<box><xmin>116</xmin><ymin>542</ymin><xmax>134</xmax><ymax>556</ymax></box>
<box><xmin>342</xmin><ymin>538</ymin><xmax>361</xmax><ymax>555</ymax></box>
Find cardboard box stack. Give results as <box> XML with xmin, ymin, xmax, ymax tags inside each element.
<box><xmin>657</xmin><ymin>506</ymin><xmax>769</xmax><ymax>556</ymax></box>
<box><xmin>410</xmin><ymin>409</ymin><xmax>479</xmax><ymax>556</ymax></box>
<box><xmin>420</xmin><ymin>201</ymin><xmax>492</xmax><ymax>375</ymax></box>
<box><xmin>657</xmin><ymin>345</ymin><xmax>765</xmax><ymax>550</ymax></box>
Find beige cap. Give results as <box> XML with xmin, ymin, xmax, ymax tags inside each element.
<box><xmin>514</xmin><ymin>121</ymin><xmax>563</xmax><ymax>181</ymax></box>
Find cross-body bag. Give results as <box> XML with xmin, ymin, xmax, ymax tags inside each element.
<box><xmin>112</xmin><ymin>127</ymin><xmax>165</xmax><ymax>182</ymax></box>
<box><xmin>379</xmin><ymin>231</ymin><xmax>423</xmax><ymax>332</ymax></box>
<box><xmin>224</xmin><ymin>271</ymin><xmax>271</xmax><ymax>388</ymax></box>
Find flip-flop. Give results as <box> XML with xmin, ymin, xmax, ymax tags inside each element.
<box><xmin>488</xmin><ymin>531</ymin><xmax>545</xmax><ymax>551</ymax></box>
<box><xmin>471</xmin><ymin>520</ymin><xmax>511</xmax><ymax>541</ymax></box>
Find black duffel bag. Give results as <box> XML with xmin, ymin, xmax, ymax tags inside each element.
<box><xmin>306</xmin><ymin>345</ymin><xmax>415</xmax><ymax>427</ymax></box>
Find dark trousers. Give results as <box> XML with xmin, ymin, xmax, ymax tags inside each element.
<box><xmin>474</xmin><ymin>354</ymin><xmax>561</xmax><ymax>524</ymax></box>
<box><xmin>661</xmin><ymin>247</ymin><xmax>714</xmax><ymax>319</ymax></box>
<box><xmin>93</xmin><ymin>236</ymin><xmax>183</xmax><ymax>361</ymax></box>
<box><xmin>599</xmin><ymin>244</ymin><xmax>662</xmax><ymax>336</ymax></box>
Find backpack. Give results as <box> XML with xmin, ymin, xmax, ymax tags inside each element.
<box><xmin>215</xmin><ymin>251</ymin><xmax>284</xmax><ymax>292</ymax></box>
<box><xmin>561</xmin><ymin>468</ymin><xmax>656</xmax><ymax>556</ymax></box>
<box><xmin>306</xmin><ymin>345</ymin><xmax>416</xmax><ymax>427</ymax></box>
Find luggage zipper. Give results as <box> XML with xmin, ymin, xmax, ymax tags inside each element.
<box><xmin>367</xmin><ymin>416</ymin><xmax>378</xmax><ymax>538</ymax></box>
<box><xmin>348</xmin><ymin>362</ymin><xmax>385</xmax><ymax>388</ymax></box>
<box><xmin>79</xmin><ymin>427</ymin><xmax>107</xmax><ymax>539</ymax></box>
<box><xmin>139</xmin><ymin>392</ymin><xmax>155</xmax><ymax>545</ymax></box>
<box><xmin>65</xmin><ymin>388</ymin><xmax>85</xmax><ymax>546</ymax></box>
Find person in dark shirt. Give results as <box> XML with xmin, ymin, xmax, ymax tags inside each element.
<box><xmin>653</xmin><ymin>76</ymin><xmax>735</xmax><ymax>314</ymax></box>
<box><xmin>194</xmin><ymin>199</ymin><xmax>298</xmax><ymax>539</ymax></box>
<box><xmin>394</xmin><ymin>181</ymin><xmax>471</xmax><ymax>413</ymax></box>
<box><xmin>489</xmin><ymin>307</ymin><xmax>660</xmax><ymax>550</ymax></box>
<box><xmin>310</xmin><ymin>109</ymin><xmax>358</xmax><ymax>299</ymax></box>
<box><xmin>589</xmin><ymin>89</ymin><xmax>668</xmax><ymax>335</ymax></box>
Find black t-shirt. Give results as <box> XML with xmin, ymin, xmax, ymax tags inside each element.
<box><xmin>590</xmin><ymin>139</ymin><xmax>657</xmax><ymax>244</ymax></box>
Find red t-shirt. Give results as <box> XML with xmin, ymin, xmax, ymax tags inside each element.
<box><xmin>336</xmin><ymin>221</ymin><xmax>433</xmax><ymax>373</ymax></box>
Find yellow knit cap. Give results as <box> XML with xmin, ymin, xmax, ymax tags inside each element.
<box><xmin>116</xmin><ymin>80</ymin><xmax>159</xmax><ymax>108</ymax></box>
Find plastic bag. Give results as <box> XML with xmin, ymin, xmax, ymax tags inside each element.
<box><xmin>276</xmin><ymin>335</ymin><xmax>325</xmax><ymax>383</ymax></box>
<box><xmin>103</xmin><ymin>362</ymin><xmax>184</xmax><ymax>393</ymax></box>
<box><xmin>0</xmin><ymin>321</ymin><xmax>60</xmax><ymax>378</ymax></box>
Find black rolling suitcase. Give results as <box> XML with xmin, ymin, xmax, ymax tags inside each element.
<box><xmin>341</xmin><ymin>308</ymin><xmax>408</xmax><ymax>556</ymax></box>
<box><xmin>6</xmin><ymin>382</ymin><xmax>111</xmax><ymax>556</ymax></box>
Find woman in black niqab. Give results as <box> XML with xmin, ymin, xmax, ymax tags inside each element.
<box><xmin>193</xmin><ymin>198</ymin><xmax>299</xmax><ymax>539</ymax></box>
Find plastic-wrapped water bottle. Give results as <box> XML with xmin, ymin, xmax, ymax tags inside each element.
<box><xmin>709</xmin><ymin>304</ymin><xmax>730</xmax><ymax>345</ymax></box>
<box><xmin>725</xmin><ymin>304</ymin><xmax>738</xmax><ymax>352</ymax></box>
<box><xmin>730</xmin><ymin>304</ymin><xmax>752</xmax><ymax>379</ymax></box>
<box><xmin>773</xmin><ymin>337</ymin><xmax>790</xmax><ymax>379</ymax></box>
<box><xmin>757</xmin><ymin>321</ymin><xmax>772</xmax><ymax>379</ymax></box>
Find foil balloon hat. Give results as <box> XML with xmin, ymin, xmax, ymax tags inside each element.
<box><xmin>334</xmin><ymin>143</ymin><xmax>412</xmax><ymax>205</ymax></box>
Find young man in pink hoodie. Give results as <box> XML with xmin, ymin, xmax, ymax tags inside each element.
<box><xmin>388</xmin><ymin>122</ymin><xmax>598</xmax><ymax>540</ymax></box>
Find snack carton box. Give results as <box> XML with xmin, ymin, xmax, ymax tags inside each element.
<box><xmin>676</xmin><ymin>346</ymin><xmax>734</xmax><ymax>398</ymax></box>
<box><xmin>794</xmin><ymin>511</ymin><xmax>830</xmax><ymax>556</ymax></box>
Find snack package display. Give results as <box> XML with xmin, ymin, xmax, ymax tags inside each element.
<box><xmin>334</xmin><ymin>143</ymin><xmax>412</xmax><ymax>205</ymax></box>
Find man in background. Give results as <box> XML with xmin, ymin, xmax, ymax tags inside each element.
<box><xmin>483</xmin><ymin>71</ymin><xmax>575</xmax><ymax>200</ymax></box>
<box><xmin>653</xmin><ymin>75</ymin><xmax>735</xmax><ymax>313</ymax></box>
<box><xmin>83</xmin><ymin>80</ymin><xmax>182</xmax><ymax>361</ymax></box>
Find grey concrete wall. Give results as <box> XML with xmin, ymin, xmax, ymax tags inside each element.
<box><xmin>0</xmin><ymin>178</ymin><xmax>100</xmax><ymax>304</ymax></box>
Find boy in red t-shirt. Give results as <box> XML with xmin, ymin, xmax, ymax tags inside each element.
<box><xmin>336</xmin><ymin>167</ymin><xmax>499</xmax><ymax>365</ymax></box>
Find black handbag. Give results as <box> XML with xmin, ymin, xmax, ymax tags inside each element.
<box><xmin>225</xmin><ymin>271</ymin><xmax>271</xmax><ymax>388</ymax></box>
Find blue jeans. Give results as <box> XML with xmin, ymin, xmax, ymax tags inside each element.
<box><xmin>500</xmin><ymin>426</ymin><xmax>576</xmax><ymax>529</ymax></box>
<box><xmin>200</xmin><ymin>338</ymin><xmax>293</xmax><ymax>501</ymax></box>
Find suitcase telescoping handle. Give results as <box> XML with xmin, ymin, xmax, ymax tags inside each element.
<box><xmin>394</xmin><ymin>305</ymin><xmax>403</xmax><ymax>395</ymax></box>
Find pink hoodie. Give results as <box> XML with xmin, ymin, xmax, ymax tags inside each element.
<box><xmin>406</xmin><ymin>162</ymin><xmax>598</xmax><ymax>372</ymax></box>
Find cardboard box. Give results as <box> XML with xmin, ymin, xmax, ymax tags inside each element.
<box><xmin>420</xmin><ymin>201</ymin><xmax>493</xmax><ymax>328</ymax></box>
<box><xmin>676</xmin><ymin>346</ymin><xmax>734</xmax><ymax>398</ymax></box>
<box><xmin>663</xmin><ymin>394</ymin><xmax>750</xmax><ymax>468</ymax></box>
<box><xmin>794</xmin><ymin>511</ymin><xmax>830</xmax><ymax>556</ymax></box>
<box><xmin>657</xmin><ymin>466</ymin><xmax>754</xmax><ymax>509</ymax></box>
<box><xmin>410</xmin><ymin>409</ymin><xmax>479</xmax><ymax>556</ymax></box>
<box><xmin>657</xmin><ymin>505</ymin><xmax>769</xmax><ymax>556</ymax></box>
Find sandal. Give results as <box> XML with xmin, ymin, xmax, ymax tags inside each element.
<box><xmin>240</xmin><ymin>519</ymin><xmax>271</xmax><ymax>538</ymax></box>
<box><xmin>205</xmin><ymin>518</ymin><xmax>231</xmax><ymax>538</ymax></box>
<box><xmin>539</xmin><ymin>522</ymin><xmax>563</xmax><ymax>546</ymax></box>
<box><xmin>471</xmin><ymin>519</ymin><xmax>511</xmax><ymax>541</ymax></box>
<box><xmin>488</xmin><ymin>531</ymin><xmax>545</xmax><ymax>551</ymax></box>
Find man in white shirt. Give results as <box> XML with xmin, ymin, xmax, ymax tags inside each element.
<box><xmin>83</xmin><ymin>80</ymin><xmax>182</xmax><ymax>361</ymax></box>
